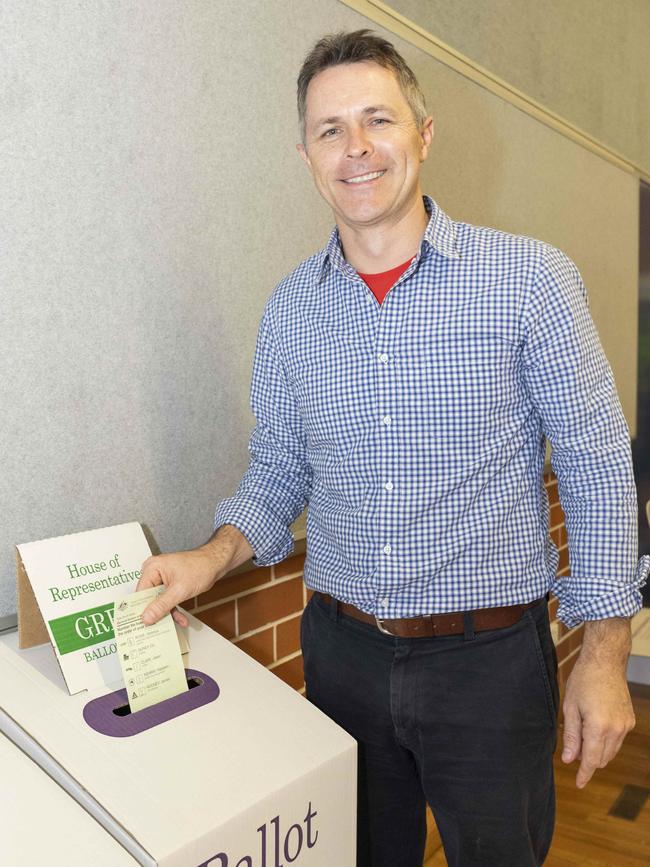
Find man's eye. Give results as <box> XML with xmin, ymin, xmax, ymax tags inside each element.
<box><xmin>371</xmin><ymin>118</ymin><xmax>389</xmax><ymax>126</ymax></box>
<box><xmin>322</xmin><ymin>128</ymin><xmax>339</xmax><ymax>138</ymax></box>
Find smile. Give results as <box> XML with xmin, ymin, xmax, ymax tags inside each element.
<box><xmin>342</xmin><ymin>170</ymin><xmax>386</xmax><ymax>184</ymax></box>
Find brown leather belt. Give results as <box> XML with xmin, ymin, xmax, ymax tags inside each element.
<box><xmin>316</xmin><ymin>592</ymin><xmax>541</xmax><ymax>638</ymax></box>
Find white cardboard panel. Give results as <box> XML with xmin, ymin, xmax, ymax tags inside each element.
<box><xmin>0</xmin><ymin>615</ymin><xmax>357</xmax><ymax>866</ymax></box>
<box><xmin>0</xmin><ymin>731</ymin><xmax>138</xmax><ymax>866</ymax></box>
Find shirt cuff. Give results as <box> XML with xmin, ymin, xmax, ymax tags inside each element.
<box><xmin>551</xmin><ymin>555</ymin><xmax>650</xmax><ymax>627</ymax></box>
<box><xmin>213</xmin><ymin>497</ymin><xmax>295</xmax><ymax>567</ymax></box>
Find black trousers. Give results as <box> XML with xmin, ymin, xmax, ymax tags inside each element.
<box><xmin>301</xmin><ymin>593</ymin><xmax>559</xmax><ymax>867</ymax></box>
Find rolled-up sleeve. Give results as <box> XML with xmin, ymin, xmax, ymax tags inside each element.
<box><xmin>214</xmin><ymin>300</ymin><xmax>312</xmax><ymax>567</ymax></box>
<box><xmin>522</xmin><ymin>245</ymin><xmax>649</xmax><ymax>626</ymax></box>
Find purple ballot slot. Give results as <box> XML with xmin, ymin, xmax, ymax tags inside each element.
<box><xmin>82</xmin><ymin>669</ymin><xmax>219</xmax><ymax>737</ymax></box>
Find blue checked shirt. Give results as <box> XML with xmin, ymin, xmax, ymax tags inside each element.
<box><xmin>215</xmin><ymin>196</ymin><xmax>649</xmax><ymax>627</ymax></box>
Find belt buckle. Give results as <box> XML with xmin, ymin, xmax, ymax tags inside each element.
<box><xmin>375</xmin><ymin>616</ymin><xmax>394</xmax><ymax>636</ymax></box>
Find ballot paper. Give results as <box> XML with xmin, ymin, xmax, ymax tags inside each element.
<box><xmin>114</xmin><ymin>587</ymin><xmax>188</xmax><ymax>713</ymax></box>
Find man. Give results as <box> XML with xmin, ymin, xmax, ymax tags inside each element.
<box><xmin>138</xmin><ymin>30</ymin><xmax>648</xmax><ymax>867</ymax></box>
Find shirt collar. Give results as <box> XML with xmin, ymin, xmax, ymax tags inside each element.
<box><xmin>316</xmin><ymin>195</ymin><xmax>460</xmax><ymax>283</ymax></box>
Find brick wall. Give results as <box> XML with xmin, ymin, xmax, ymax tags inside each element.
<box><xmin>187</xmin><ymin>471</ymin><xmax>577</xmax><ymax>698</ymax></box>
<box><xmin>186</xmin><ymin>552</ymin><xmax>310</xmax><ymax>691</ymax></box>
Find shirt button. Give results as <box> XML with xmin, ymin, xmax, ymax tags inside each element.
<box><xmin>383</xmin><ymin>544</ymin><xmax>392</xmax><ymax>555</ymax></box>
<box><xmin>382</xmin><ymin>415</ymin><xmax>392</xmax><ymax>426</ymax></box>
<box><xmin>384</xmin><ymin>481</ymin><xmax>394</xmax><ymax>491</ymax></box>
<box><xmin>381</xmin><ymin>598</ymin><xmax>389</xmax><ymax>609</ymax></box>
<box><xmin>378</xmin><ymin>353</ymin><xmax>389</xmax><ymax>364</ymax></box>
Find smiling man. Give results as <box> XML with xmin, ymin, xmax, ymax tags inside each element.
<box><xmin>138</xmin><ymin>30</ymin><xmax>648</xmax><ymax>867</ymax></box>
<box><xmin>295</xmin><ymin>59</ymin><xmax>432</xmax><ymax>272</ymax></box>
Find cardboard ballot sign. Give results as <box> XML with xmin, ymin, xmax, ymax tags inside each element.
<box><xmin>16</xmin><ymin>523</ymin><xmax>187</xmax><ymax>694</ymax></box>
<box><xmin>2</xmin><ymin>523</ymin><xmax>357</xmax><ymax>866</ymax></box>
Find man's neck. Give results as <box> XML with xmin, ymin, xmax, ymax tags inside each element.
<box><xmin>337</xmin><ymin>196</ymin><xmax>429</xmax><ymax>273</ymax></box>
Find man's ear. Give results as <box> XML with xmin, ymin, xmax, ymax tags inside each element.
<box><xmin>420</xmin><ymin>116</ymin><xmax>434</xmax><ymax>162</ymax></box>
<box><xmin>296</xmin><ymin>142</ymin><xmax>312</xmax><ymax>170</ymax></box>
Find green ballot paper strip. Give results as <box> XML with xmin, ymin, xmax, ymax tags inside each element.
<box><xmin>0</xmin><ymin>610</ymin><xmax>356</xmax><ymax>866</ymax></box>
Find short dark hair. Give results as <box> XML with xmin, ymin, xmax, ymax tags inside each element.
<box><xmin>297</xmin><ymin>29</ymin><xmax>427</xmax><ymax>143</ymax></box>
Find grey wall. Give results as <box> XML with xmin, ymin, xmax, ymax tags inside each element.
<box><xmin>0</xmin><ymin>0</ymin><xmax>641</xmax><ymax>618</ymax></box>
<box><xmin>388</xmin><ymin>0</ymin><xmax>650</xmax><ymax>172</ymax></box>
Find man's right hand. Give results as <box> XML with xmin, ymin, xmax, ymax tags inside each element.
<box><xmin>136</xmin><ymin>525</ymin><xmax>254</xmax><ymax>627</ymax></box>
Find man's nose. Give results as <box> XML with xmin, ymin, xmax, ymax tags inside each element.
<box><xmin>346</xmin><ymin>126</ymin><xmax>373</xmax><ymax>158</ymax></box>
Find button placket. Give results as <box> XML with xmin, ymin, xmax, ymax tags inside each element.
<box><xmin>375</xmin><ymin>295</ymin><xmax>399</xmax><ymax>609</ymax></box>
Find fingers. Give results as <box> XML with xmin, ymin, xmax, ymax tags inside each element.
<box><xmin>600</xmin><ymin>732</ymin><xmax>625</xmax><ymax>769</ymax></box>
<box><xmin>142</xmin><ymin>584</ymin><xmax>185</xmax><ymax>626</ymax></box>
<box><xmin>575</xmin><ymin>730</ymin><xmax>606</xmax><ymax>788</ymax></box>
<box><xmin>572</xmin><ymin>714</ymin><xmax>635</xmax><ymax>788</ymax></box>
<box><xmin>136</xmin><ymin>549</ymin><xmax>217</xmax><ymax>626</ymax></box>
<box><xmin>137</xmin><ymin>554</ymin><xmax>192</xmax><ymax>625</ymax></box>
<box><xmin>137</xmin><ymin>556</ymin><xmax>163</xmax><ymax>592</ymax></box>
<box><xmin>561</xmin><ymin>651</ymin><xmax>636</xmax><ymax>790</ymax></box>
<box><xmin>561</xmin><ymin>701</ymin><xmax>583</xmax><ymax>765</ymax></box>
<box><xmin>563</xmin><ymin>698</ymin><xmax>603</xmax><ymax>789</ymax></box>
<box><xmin>171</xmin><ymin>608</ymin><xmax>189</xmax><ymax>628</ymax></box>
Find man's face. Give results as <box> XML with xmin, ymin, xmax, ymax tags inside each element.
<box><xmin>297</xmin><ymin>61</ymin><xmax>433</xmax><ymax>233</ymax></box>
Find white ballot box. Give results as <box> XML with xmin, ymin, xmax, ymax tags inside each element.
<box><xmin>0</xmin><ymin>731</ymin><xmax>138</xmax><ymax>866</ymax></box>
<box><xmin>0</xmin><ymin>613</ymin><xmax>357</xmax><ymax>866</ymax></box>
